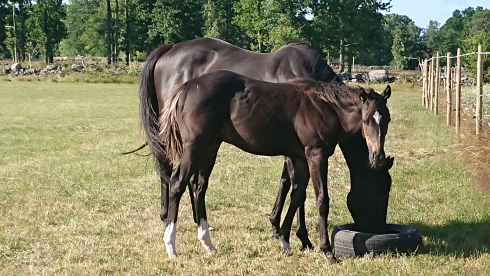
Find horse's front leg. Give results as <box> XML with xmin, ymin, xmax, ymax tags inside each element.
<box><xmin>306</xmin><ymin>146</ymin><xmax>336</xmax><ymax>264</ymax></box>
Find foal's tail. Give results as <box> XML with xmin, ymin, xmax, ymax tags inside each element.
<box><xmin>159</xmin><ymin>86</ymin><xmax>185</xmax><ymax>166</ymax></box>
<box><xmin>139</xmin><ymin>43</ymin><xmax>174</xmax><ymax>165</ymax></box>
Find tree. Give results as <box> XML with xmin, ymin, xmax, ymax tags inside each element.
<box><xmin>106</xmin><ymin>0</ymin><xmax>112</xmax><ymax>64</ymax></box>
<box><xmin>439</xmin><ymin>7</ymin><xmax>479</xmax><ymax>55</ymax></box>
<box><xmin>233</xmin><ymin>0</ymin><xmax>267</xmax><ymax>52</ymax></box>
<box><xmin>148</xmin><ymin>0</ymin><xmax>203</xmax><ymax>47</ymax></box>
<box><xmin>28</xmin><ymin>0</ymin><xmax>66</xmax><ymax>64</ymax></box>
<box><xmin>385</xmin><ymin>14</ymin><xmax>422</xmax><ymax>70</ymax></box>
<box><xmin>423</xmin><ymin>20</ymin><xmax>440</xmax><ymax>55</ymax></box>
<box><xmin>310</xmin><ymin>0</ymin><xmax>391</xmax><ymax>72</ymax></box>
<box><xmin>461</xmin><ymin>9</ymin><xmax>490</xmax><ymax>81</ymax></box>
<box><xmin>61</xmin><ymin>0</ymin><xmax>106</xmax><ymax>57</ymax></box>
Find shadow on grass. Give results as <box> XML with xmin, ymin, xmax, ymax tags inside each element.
<box><xmin>408</xmin><ymin>219</ymin><xmax>490</xmax><ymax>257</ymax></box>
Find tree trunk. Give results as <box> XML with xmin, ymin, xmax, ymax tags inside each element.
<box><xmin>225</xmin><ymin>0</ymin><xmax>229</xmax><ymax>41</ymax></box>
<box><xmin>43</xmin><ymin>8</ymin><xmax>50</xmax><ymax>64</ymax></box>
<box><xmin>347</xmin><ymin>54</ymin><xmax>352</xmax><ymax>73</ymax></box>
<box><xmin>257</xmin><ymin>0</ymin><xmax>262</xmax><ymax>52</ymax></box>
<box><xmin>125</xmin><ymin>0</ymin><xmax>130</xmax><ymax>65</ymax></box>
<box><xmin>114</xmin><ymin>0</ymin><xmax>119</xmax><ymax>63</ymax></box>
<box><xmin>106</xmin><ymin>0</ymin><xmax>112</xmax><ymax>64</ymax></box>
<box><xmin>339</xmin><ymin>38</ymin><xmax>345</xmax><ymax>73</ymax></box>
<box><xmin>19</xmin><ymin>1</ymin><xmax>26</xmax><ymax>61</ymax></box>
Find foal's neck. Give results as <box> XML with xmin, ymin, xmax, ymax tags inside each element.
<box><xmin>334</xmin><ymin>101</ymin><xmax>363</xmax><ymax>135</ymax></box>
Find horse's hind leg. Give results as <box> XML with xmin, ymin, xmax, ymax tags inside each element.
<box><xmin>193</xmin><ymin>141</ymin><xmax>220</xmax><ymax>254</ymax></box>
<box><xmin>164</xmin><ymin>143</ymin><xmax>200</xmax><ymax>259</ymax></box>
<box><xmin>278</xmin><ymin>158</ymin><xmax>309</xmax><ymax>251</ymax></box>
<box><xmin>159</xmin><ymin>159</ymin><xmax>172</xmax><ymax>223</ymax></box>
<box><xmin>160</xmin><ymin>157</ymin><xmax>199</xmax><ymax>225</ymax></box>
<box><xmin>269</xmin><ymin>157</ymin><xmax>293</xmax><ymax>238</ymax></box>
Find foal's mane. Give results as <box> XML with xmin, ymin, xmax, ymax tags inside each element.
<box><xmin>289</xmin><ymin>79</ymin><xmax>361</xmax><ymax>109</ymax></box>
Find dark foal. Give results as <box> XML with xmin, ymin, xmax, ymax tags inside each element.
<box><xmin>158</xmin><ymin>70</ymin><xmax>391</xmax><ymax>263</ymax></box>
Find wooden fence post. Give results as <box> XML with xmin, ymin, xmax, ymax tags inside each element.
<box><xmin>423</xmin><ymin>59</ymin><xmax>428</xmax><ymax>108</ymax></box>
<box><xmin>435</xmin><ymin>51</ymin><xmax>440</xmax><ymax>115</ymax></box>
<box><xmin>455</xmin><ymin>48</ymin><xmax>461</xmax><ymax>136</ymax></box>
<box><xmin>476</xmin><ymin>44</ymin><xmax>484</xmax><ymax>135</ymax></box>
<box><xmin>430</xmin><ymin>59</ymin><xmax>435</xmax><ymax>111</ymax></box>
<box><xmin>446</xmin><ymin>52</ymin><xmax>452</xmax><ymax>126</ymax></box>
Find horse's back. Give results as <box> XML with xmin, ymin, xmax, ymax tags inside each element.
<box><xmin>177</xmin><ymin>70</ymin><xmax>321</xmax><ymax>157</ymax></box>
<box><xmin>153</xmin><ymin>37</ymin><xmax>339</xmax><ymax>110</ymax></box>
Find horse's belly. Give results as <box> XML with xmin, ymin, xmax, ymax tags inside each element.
<box><xmin>221</xmin><ymin>117</ymin><xmax>303</xmax><ymax>157</ymax></box>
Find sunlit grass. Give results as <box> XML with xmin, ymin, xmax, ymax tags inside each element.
<box><xmin>0</xmin><ymin>82</ymin><xmax>489</xmax><ymax>275</ymax></box>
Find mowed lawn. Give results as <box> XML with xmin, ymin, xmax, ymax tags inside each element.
<box><xmin>1</xmin><ymin>81</ymin><xmax>489</xmax><ymax>275</ymax></box>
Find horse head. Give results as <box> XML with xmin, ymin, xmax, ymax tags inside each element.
<box><xmin>359</xmin><ymin>85</ymin><xmax>391</xmax><ymax>169</ymax></box>
<box><xmin>347</xmin><ymin>156</ymin><xmax>395</xmax><ymax>233</ymax></box>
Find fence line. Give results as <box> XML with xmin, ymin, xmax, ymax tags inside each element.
<box><xmin>422</xmin><ymin>45</ymin><xmax>488</xmax><ymax>136</ymax></box>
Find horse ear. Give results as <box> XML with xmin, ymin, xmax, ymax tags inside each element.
<box><xmin>382</xmin><ymin>85</ymin><xmax>391</xmax><ymax>100</ymax></box>
<box><xmin>360</xmin><ymin>88</ymin><xmax>368</xmax><ymax>102</ymax></box>
<box><xmin>385</xmin><ymin>156</ymin><xmax>395</xmax><ymax>170</ymax></box>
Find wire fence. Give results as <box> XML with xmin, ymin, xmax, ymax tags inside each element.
<box><xmin>421</xmin><ymin>45</ymin><xmax>490</xmax><ymax>136</ymax></box>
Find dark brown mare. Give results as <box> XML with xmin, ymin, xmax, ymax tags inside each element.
<box><xmin>158</xmin><ymin>70</ymin><xmax>391</xmax><ymax>262</ymax></box>
<box><xmin>137</xmin><ymin>37</ymin><xmax>392</xmax><ymax>258</ymax></box>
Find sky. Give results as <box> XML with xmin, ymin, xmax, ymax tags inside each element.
<box><xmin>384</xmin><ymin>0</ymin><xmax>490</xmax><ymax>28</ymax></box>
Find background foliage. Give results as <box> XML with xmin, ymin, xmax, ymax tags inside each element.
<box><xmin>0</xmin><ymin>0</ymin><xmax>489</xmax><ymax>75</ymax></box>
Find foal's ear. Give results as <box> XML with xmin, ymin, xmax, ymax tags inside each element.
<box><xmin>359</xmin><ymin>88</ymin><xmax>369</xmax><ymax>103</ymax></box>
<box><xmin>382</xmin><ymin>85</ymin><xmax>391</xmax><ymax>100</ymax></box>
<box><xmin>385</xmin><ymin>156</ymin><xmax>395</xmax><ymax>170</ymax></box>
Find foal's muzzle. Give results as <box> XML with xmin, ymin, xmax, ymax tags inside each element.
<box><xmin>370</xmin><ymin>151</ymin><xmax>386</xmax><ymax>169</ymax></box>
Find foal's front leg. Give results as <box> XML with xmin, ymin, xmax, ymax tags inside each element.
<box><xmin>306</xmin><ymin>146</ymin><xmax>336</xmax><ymax>264</ymax></box>
<box><xmin>277</xmin><ymin>158</ymin><xmax>310</xmax><ymax>251</ymax></box>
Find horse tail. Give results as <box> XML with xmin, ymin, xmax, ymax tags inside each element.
<box><xmin>159</xmin><ymin>85</ymin><xmax>185</xmax><ymax>166</ymax></box>
<box><xmin>139</xmin><ymin>43</ymin><xmax>174</xmax><ymax>165</ymax></box>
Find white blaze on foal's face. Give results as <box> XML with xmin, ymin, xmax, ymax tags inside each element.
<box><xmin>373</xmin><ymin>111</ymin><xmax>382</xmax><ymax>139</ymax></box>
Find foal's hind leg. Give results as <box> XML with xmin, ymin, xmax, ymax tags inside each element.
<box><xmin>164</xmin><ymin>143</ymin><xmax>201</xmax><ymax>259</ymax></box>
<box><xmin>277</xmin><ymin>158</ymin><xmax>310</xmax><ymax>251</ymax></box>
<box><xmin>193</xmin><ymin>142</ymin><xmax>220</xmax><ymax>254</ymax></box>
<box><xmin>269</xmin><ymin>157</ymin><xmax>293</xmax><ymax>237</ymax></box>
<box><xmin>269</xmin><ymin>157</ymin><xmax>313</xmax><ymax>250</ymax></box>
<box><xmin>160</xmin><ymin>157</ymin><xmax>200</xmax><ymax>225</ymax></box>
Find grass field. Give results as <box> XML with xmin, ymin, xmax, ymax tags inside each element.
<box><xmin>1</xmin><ymin>82</ymin><xmax>489</xmax><ymax>275</ymax></box>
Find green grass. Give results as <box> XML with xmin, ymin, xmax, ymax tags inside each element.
<box><xmin>1</xmin><ymin>82</ymin><xmax>489</xmax><ymax>275</ymax></box>
<box><xmin>461</xmin><ymin>84</ymin><xmax>490</xmax><ymax>124</ymax></box>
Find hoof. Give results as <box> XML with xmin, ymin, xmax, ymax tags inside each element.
<box><xmin>300</xmin><ymin>243</ymin><xmax>314</xmax><ymax>252</ymax></box>
<box><xmin>279</xmin><ymin>236</ymin><xmax>291</xmax><ymax>251</ymax></box>
<box><xmin>167</xmin><ymin>253</ymin><xmax>178</xmax><ymax>260</ymax></box>
<box><xmin>209</xmin><ymin>225</ymin><xmax>214</xmax><ymax>232</ymax></box>
<box><xmin>323</xmin><ymin>252</ymin><xmax>337</xmax><ymax>265</ymax></box>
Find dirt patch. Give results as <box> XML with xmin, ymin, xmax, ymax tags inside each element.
<box><xmin>459</xmin><ymin>128</ymin><xmax>490</xmax><ymax>193</ymax></box>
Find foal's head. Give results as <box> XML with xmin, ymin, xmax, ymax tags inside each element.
<box><xmin>359</xmin><ymin>85</ymin><xmax>391</xmax><ymax>169</ymax></box>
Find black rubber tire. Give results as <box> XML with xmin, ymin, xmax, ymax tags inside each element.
<box><xmin>331</xmin><ymin>223</ymin><xmax>422</xmax><ymax>259</ymax></box>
